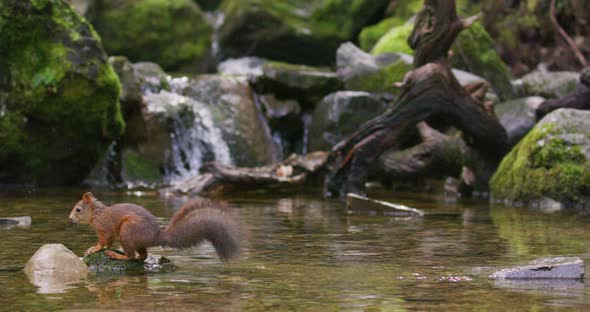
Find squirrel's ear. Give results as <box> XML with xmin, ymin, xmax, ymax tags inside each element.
<box><xmin>82</xmin><ymin>192</ymin><xmax>94</xmax><ymax>205</ymax></box>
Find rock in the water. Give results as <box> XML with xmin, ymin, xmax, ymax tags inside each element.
<box><xmin>24</xmin><ymin>244</ymin><xmax>88</xmax><ymax>292</ymax></box>
<box><xmin>495</xmin><ymin>96</ymin><xmax>546</xmax><ymax>147</ymax></box>
<box><xmin>0</xmin><ymin>216</ymin><xmax>31</xmax><ymax>230</ymax></box>
<box><xmin>491</xmin><ymin>108</ymin><xmax>590</xmax><ymax>212</ymax></box>
<box><xmin>251</xmin><ymin>61</ymin><xmax>342</xmax><ymax>108</ymax></box>
<box><xmin>490</xmin><ymin>257</ymin><xmax>584</xmax><ymax>280</ymax></box>
<box><xmin>308</xmin><ymin>91</ymin><xmax>390</xmax><ymax>151</ymax></box>
<box><xmin>91</xmin><ymin>0</ymin><xmax>212</xmax><ymax>71</ymax></box>
<box><xmin>84</xmin><ymin>249</ymin><xmax>175</xmax><ymax>274</ymax></box>
<box><xmin>0</xmin><ymin>0</ymin><xmax>125</xmax><ymax>185</ymax></box>
<box><xmin>520</xmin><ymin>69</ymin><xmax>579</xmax><ymax>99</ymax></box>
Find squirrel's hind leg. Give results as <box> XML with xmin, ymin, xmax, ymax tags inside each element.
<box><xmin>105</xmin><ymin>241</ymin><xmax>138</xmax><ymax>260</ymax></box>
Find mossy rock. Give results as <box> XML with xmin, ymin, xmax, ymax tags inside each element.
<box><xmin>251</xmin><ymin>61</ymin><xmax>342</xmax><ymax>108</ymax></box>
<box><xmin>218</xmin><ymin>0</ymin><xmax>390</xmax><ymax>66</ymax></box>
<box><xmin>370</xmin><ymin>22</ymin><xmax>513</xmax><ymax>100</ymax></box>
<box><xmin>91</xmin><ymin>0</ymin><xmax>212</xmax><ymax>71</ymax></box>
<box><xmin>451</xmin><ymin>22</ymin><xmax>514</xmax><ymax>100</ymax></box>
<box><xmin>358</xmin><ymin>0</ymin><xmax>480</xmax><ymax>52</ymax></box>
<box><xmin>0</xmin><ymin>0</ymin><xmax>125</xmax><ymax>185</ymax></box>
<box><xmin>84</xmin><ymin>249</ymin><xmax>176</xmax><ymax>274</ymax></box>
<box><xmin>490</xmin><ymin>109</ymin><xmax>590</xmax><ymax>210</ymax></box>
<box><xmin>370</xmin><ymin>23</ymin><xmax>414</xmax><ymax>56</ymax></box>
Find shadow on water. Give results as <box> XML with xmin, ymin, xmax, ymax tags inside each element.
<box><xmin>0</xmin><ymin>188</ymin><xmax>588</xmax><ymax>310</ymax></box>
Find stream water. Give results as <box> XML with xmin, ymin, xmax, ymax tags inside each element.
<box><xmin>0</xmin><ymin>188</ymin><xmax>588</xmax><ymax>311</ymax></box>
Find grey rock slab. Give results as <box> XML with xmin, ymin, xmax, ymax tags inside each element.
<box><xmin>490</xmin><ymin>257</ymin><xmax>584</xmax><ymax>280</ymax></box>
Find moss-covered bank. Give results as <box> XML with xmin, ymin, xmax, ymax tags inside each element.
<box><xmin>0</xmin><ymin>0</ymin><xmax>124</xmax><ymax>185</ymax></box>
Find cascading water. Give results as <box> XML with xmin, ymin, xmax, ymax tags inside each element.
<box><xmin>146</xmin><ymin>77</ymin><xmax>233</xmax><ymax>185</ymax></box>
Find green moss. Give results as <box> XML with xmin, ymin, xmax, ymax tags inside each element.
<box><xmin>451</xmin><ymin>22</ymin><xmax>513</xmax><ymax>100</ymax></box>
<box><xmin>358</xmin><ymin>17</ymin><xmax>405</xmax><ymax>51</ymax></box>
<box><xmin>344</xmin><ymin>60</ymin><xmax>411</xmax><ymax>93</ymax></box>
<box><xmin>0</xmin><ymin>0</ymin><xmax>124</xmax><ymax>184</ymax></box>
<box><xmin>123</xmin><ymin>150</ymin><xmax>162</xmax><ymax>183</ymax></box>
<box><xmin>370</xmin><ymin>23</ymin><xmax>414</xmax><ymax>56</ymax></box>
<box><xmin>84</xmin><ymin>249</ymin><xmax>175</xmax><ymax>274</ymax></box>
<box><xmin>491</xmin><ymin>124</ymin><xmax>590</xmax><ymax>203</ymax></box>
<box><xmin>93</xmin><ymin>0</ymin><xmax>212</xmax><ymax>71</ymax></box>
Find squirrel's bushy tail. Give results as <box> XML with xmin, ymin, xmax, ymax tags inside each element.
<box><xmin>160</xmin><ymin>199</ymin><xmax>241</xmax><ymax>262</ymax></box>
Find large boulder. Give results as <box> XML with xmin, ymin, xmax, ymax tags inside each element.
<box><xmin>24</xmin><ymin>244</ymin><xmax>88</xmax><ymax>292</ymax></box>
<box><xmin>217</xmin><ymin>0</ymin><xmax>390</xmax><ymax>66</ymax></box>
<box><xmin>494</xmin><ymin>96</ymin><xmax>545</xmax><ymax>147</ymax></box>
<box><xmin>308</xmin><ymin>91</ymin><xmax>390</xmax><ymax>151</ymax></box>
<box><xmin>182</xmin><ymin>75</ymin><xmax>279</xmax><ymax>167</ymax></box>
<box><xmin>91</xmin><ymin>0</ymin><xmax>212</xmax><ymax>71</ymax></box>
<box><xmin>251</xmin><ymin>61</ymin><xmax>342</xmax><ymax>108</ymax></box>
<box><xmin>0</xmin><ymin>0</ymin><xmax>125</xmax><ymax>185</ymax></box>
<box><xmin>490</xmin><ymin>108</ymin><xmax>590</xmax><ymax>212</ymax></box>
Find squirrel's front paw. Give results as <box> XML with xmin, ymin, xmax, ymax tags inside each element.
<box><xmin>84</xmin><ymin>246</ymin><xmax>102</xmax><ymax>256</ymax></box>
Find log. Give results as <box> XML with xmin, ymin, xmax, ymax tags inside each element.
<box><xmin>324</xmin><ymin>0</ymin><xmax>508</xmax><ymax>198</ymax></box>
<box><xmin>164</xmin><ymin>152</ymin><xmax>328</xmax><ymax>196</ymax></box>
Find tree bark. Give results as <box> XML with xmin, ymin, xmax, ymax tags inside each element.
<box><xmin>324</xmin><ymin>0</ymin><xmax>508</xmax><ymax>198</ymax></box>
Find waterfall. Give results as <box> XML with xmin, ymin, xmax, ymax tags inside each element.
<box><xmin>145</xmin><ymin>77</ymin><xmax>233</xmax><ymax>184</ymax></box>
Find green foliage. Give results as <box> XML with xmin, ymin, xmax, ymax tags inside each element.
<box><xmin>358</xmin><ymin>17</ymin><xmax>405</xmax><ymax>51</ymax></box>
<box><xmin>490</xmin><ymin>124</ymin><xmax>590</xmax><ymax>203</ymax></box>
<box><xmin>123</xmin><ymin>150</ymin><xmax>162</xmax><ymax>183</ymax></box>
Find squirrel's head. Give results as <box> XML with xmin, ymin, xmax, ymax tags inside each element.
<box><xmin>69</xmin><ymin>192</ymin><xmax>95</xmax><ymax>224</ymax></box>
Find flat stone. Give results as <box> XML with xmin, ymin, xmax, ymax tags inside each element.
<box><xmin>490</xmin><ymin>257</ymin><xmax>584</xmax><ymax>280</ymax></box>
<box><xmin>84</xmin><ymin>249</ymin><xmax>176</xmax><ymax>274</ymax></box>
<box><xmin>24</xmin><ymin>244</ymin><xmax>89</xmax><ymax>292</ymax></box>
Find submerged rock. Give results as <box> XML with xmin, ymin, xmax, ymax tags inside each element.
<box><xmin>84</xmin><ymin>249</ymin><xmax>175</xmax><ymax>274</ymax></box>
<box><xmin>0</xmin><ymin>0</ymin><xmax>124</xmax><ymax>185</ymax></box>
<box><xmin>91</xmin><ymin>0</ymin><xmax>212</xmax><ymax>71</ymax></box>
<box><xmin>490</xmin><ymin>257</ymin><xmax>584</xmax><ymax>280</ymax></box>
<box><xmin>24</xmin><ymin>244</ymin><xmax>88</xmax><ymax>291</ymax></box>
<box><xmin>0</xmin><ymin>216</ymin><xmax>31</xmax><ymax>230</ymax></box>
<box><xmin>309</xmin><ymin>91</ymin><xmax>390</xmax><ymax>151</ymax></box>
<box><xmin>490</xmin><ymin>108</ymin><xmax>590</xmax><ymax>212</ymax></box>
<box><xmin>495</xmin><ymin>96</ymin><xmax>545</xmax><ymax>147</ymax></box>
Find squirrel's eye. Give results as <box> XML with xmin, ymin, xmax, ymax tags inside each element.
<box><xmin>76</xmin><ymin>208</ymin><xmax>81</xmax><ymax>212</ymax></box>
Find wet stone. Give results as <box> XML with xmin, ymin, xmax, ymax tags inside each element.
<box><xmin>83</xmin><ymin>249</ymin><xmax>176</xmax><ymax>274</ymax></box>
<box><xmin>490</xmin><ymin>257</ymin><xmax>584</xmax><ymax>280</ymax></box>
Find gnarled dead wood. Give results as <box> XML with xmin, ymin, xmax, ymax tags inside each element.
<box><xmin>324</xmin><ymin>0</ymin><xmax>508</xmax><ymax>198</ymax></box>
<box><xmin>165</xmin><ymin>152</ymin><xmax>328</xmax><ymax>196</ymax></box>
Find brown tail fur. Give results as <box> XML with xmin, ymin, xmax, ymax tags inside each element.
<box><xmin>159</xmin><ymin>199</ymin><xmax>241</xmax><ymax>262</ymax></box>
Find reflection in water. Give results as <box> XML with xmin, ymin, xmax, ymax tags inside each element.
<box><xmin>0</xmin><ymin>189</ymin><xmax>588</xmax><ymax>310</ymax></box>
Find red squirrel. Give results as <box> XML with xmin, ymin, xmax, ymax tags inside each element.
<box><xmin>69</xmin><ymin>192</ymin><xmax>240</xmax><ymax>262</ymax></box>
